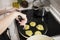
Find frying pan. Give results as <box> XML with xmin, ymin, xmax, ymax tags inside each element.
<box><xmin>15</xmin><ymin>9</ymin><xmax>48</xmax><ymax>38</ymax></box>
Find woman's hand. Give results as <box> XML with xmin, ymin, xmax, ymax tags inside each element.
<box><xmin>14</xmin><ymin>11</ymin><xmax>27</xmax><ymax>26</ymax></box>
<box><xmin>0</xmin><ymin>9</ymin><xmax>27</xmax><ymax>34</ymax></box>
<box><xmin>6</xmin><ymin>8</ymin><xmax>27</xmax><ymax>26</ymax></box>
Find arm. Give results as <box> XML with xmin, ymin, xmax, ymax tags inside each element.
<box><xmin>0</xmin><ymin>9</ymin><xmax>6</xmax><ymax>15</ymax></box>
<box><xmin>0</xmin><ymin>8</ymin><xmax>17</xmax><ymax>15</ymax></box>
<box><xmin>0</xmin><ymin>11</ymin><xmax>27</xmax><ymax>35</ymax></box>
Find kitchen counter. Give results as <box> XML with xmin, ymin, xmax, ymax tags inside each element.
<box><xmin>52</xmin><ymin>35</ymin><xmax>60</xmax><ymax>40</ymax></box>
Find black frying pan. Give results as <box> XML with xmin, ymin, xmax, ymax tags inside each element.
<box><xmin>15</xmin><ymin>17</ymin><xmax>48</xmax><ymax>38</ymax></box>
<box><xmin>15</xmin><ymin>9</ymin><xmax>48</xmax><ymax>38</ymax></box>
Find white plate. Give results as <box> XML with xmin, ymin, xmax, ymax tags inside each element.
<box><xmin>27</xmin><ymin>35</ymin><xmax>54</xmax><ymax>40</ymax></box>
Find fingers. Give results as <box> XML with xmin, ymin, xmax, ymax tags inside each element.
<box><xmin>9</xmin><ymin>9</ymin><xmax>27</xmax><ymax>26</ymax></box>
<box><xmin>15</xmin><ymin>12</ymin><xmax>27</xmax><ymax>26</ymax></box>
<box><xmin>19</xmin><ymin>19</ymin><xmax>27</xmax><ymax>25</ymax></box>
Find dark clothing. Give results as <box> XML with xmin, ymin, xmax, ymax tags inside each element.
<box><xmin>0</xmin><ymin>29</ymin><xmax>10</xmax><ymax>40</ymax></box>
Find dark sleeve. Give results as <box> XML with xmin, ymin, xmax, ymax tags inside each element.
<box><xmin>0</xmin><ymin>29</ymin><xmax>10</xmax><ymax>40</ymax></box>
